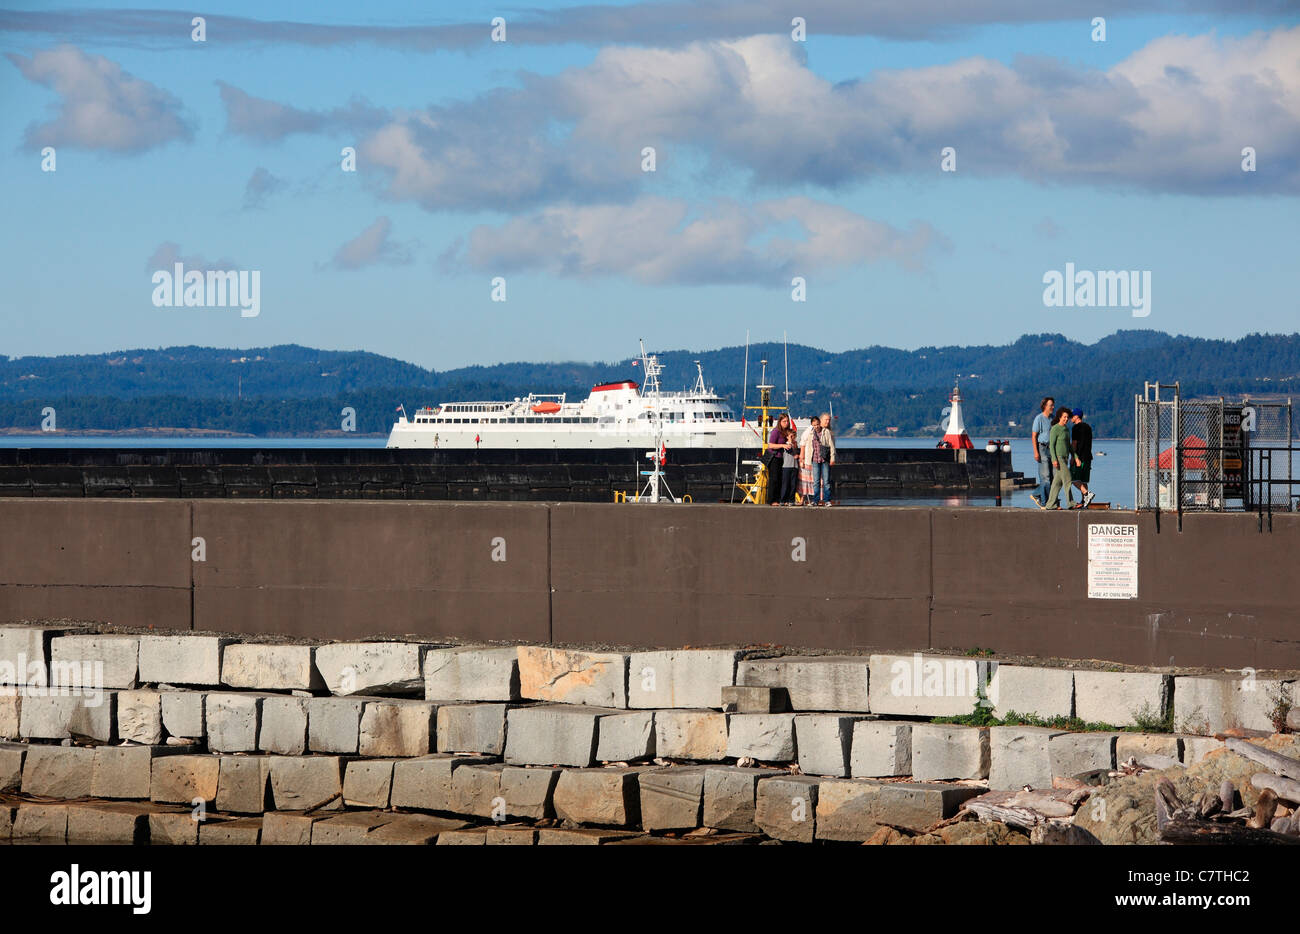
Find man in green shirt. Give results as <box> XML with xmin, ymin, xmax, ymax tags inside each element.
<box><xmin>1043</xmin><ymin>407</ymin><xmax>1074</xmax><ymax>509</ymax></box>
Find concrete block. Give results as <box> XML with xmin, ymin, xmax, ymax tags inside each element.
<box><xmin>0</xmin><ymin>692</ymin><xmax>18</xmax><ymax>739</ymax></box>
<box><xmin>390</xmin><ymin>754</ymin><xmax>494</xmax><ymax>811</ymax></box>
<box><xmin>536</xmin><ymin>827</ymin><xmax>639</xmax><ymax>845</ymax></box>
<box><xmin>912</xmin><ymin>724</ymin><xmax>990</xmax><ymax>781</ymax></box>
<box><xmin>1048</xmin><ymin>732</ymin><xmax>1117</xmax><ymax>779</ymax></box>
<box><xmin>149</xmin><ymin>811</ymin><xmax>199</xmax><ymax>845</ymax></box>
<box><xmin>138</xmin><ymin>635</ymin><xmax>232</xmax><ymax>686</ymax></box>
<box><xmin>436</xmin><ymin>702</ymin><xmax>506</xmax><ymax>755</ymax></box>
<box><xmin>315</xmin><ymin>642</ymin><xmax>429</xmax><ymax>696</ymax></box>
<box><xmin>261</xmin><ymin>811</ymin><xmax>325</xmax><ymax>845</ymax></box>
<box><xmin>867</xmin><ymin>653</ymin><xmax>988</xmax><ymax>717</ymax></box>
<box><xmin>205</xmin><ymin>692</ymin><xmax>266</xmax><ymax>753</ymax></box>
<box><xmin>500</xmin><ymin>766</ymin><xmax>560</xmax><ymax>820</ymax></box>
<box><xmin>217</xmin><ymin>756</ymin><xmax>271</xmax><ymax>814</ymax></box>
<box><xmin>0</xmin><ymin>624</ymin><xmax>76</xmax><ymax>683</ymax></box>
<box><xmin>117</xmin><ymin>689</ymin><xmax>163</xmax><ymax>744</ymax></box>
<box><xmin>160</xmin><ymin>689</ymin><xmax>204</xmax><ymax>740</ymax></box>
<box><xmin>850</xmin><ymin>721</ymin><xmax>913</xmax><ymax>778</ymax></box>
<box><xmin>1116</xmin><ymin>733</ymin><xmax>1183</xmax><ymax>765</ymax></box>
<box><xmin>504</xmin><ymin>705</ymin><xmax>606</xmax><ymax>767</ymax></box>
<box><xmin>596</xmin><ymin>709</ymin><xmax>656</xmax><ymax>762</ymax></box>
<box><xmin>0</xmin><ymin>803</ymin><xmax>11</xmax><ymax>838</ymax></box>
<box><xmin>754</xmin><ymin>775</ymin><xmax>820</xmax><ymax>843</ymax></box>
<box><xmin>307</xmin><ymin>696</ymin><xmax>364</xmax><ymax>754</ymax></box>
<box><xmin>815</xmin><ymin>779</ymin><xmax>984</xmax><ymax>842</ymax></box>
<box><xmin>199</xmin><ymin>817</ymin><xmax>262</xmax><ymax>845</ymax></box>
<box><xmin>654</xmin><ymin>709</ymin><xmax>729</xmax><ymax>760</ymax></box>
<box><xmin>151</xmin><ymin>755</ymin><xmax>220</xmax><ymax>805</ymax></box>
<box><xmin>639</xmin><ymin>766</ymin><xmax>708</xmax><ymax>830</ymax></box>
<box><xmin>93</xmin><ymin>745</ymin><xmax>180</xmax><ymax>799</ymax></box>
<box><xmin>627</xmin><ymin>650</ymin><xmax>739</xmax><ymax>709</ymax></box>
<box><xmin>266</xmin><ymin>756</ymin><xmax>345</xmax><ymax>811</ymax></box>
<box><xmin>702</xmin><ymin>767</ymin><xmax>768</xmax><ymax>833</ymax></box>
<box><xmin>988</xmin><ymin>726</ymin><xmax>1067</xmax><ymax>790</ymax></box>
<box><xmin>436</xmin><ymin>827</ymin><xmax>487</xmax><ymax>846</ymax></box>
<box><xmin>21</xmin><ymin>744</ymin><xmax>94</xmax><ymax>798</ymax></box>
<box><xmin>49</xmin><ymin>634</ymin><xmax>140</xmax><ymax>689</ymax></box>
<box><xmin>517</xmin><ymin>646</ymin><xmax>628</xmax><ymax>708</ymax></box>
<box><xmin>13</xmin><ymin>803</ymin><xmax>68</xmax><ymax>841</ymax></box>
<box><xmin>0</xmin><ymin>741</ymin><xmax>25</xmax><ymax>791</ymax></box>
<box><xmin>222</xmin><ymin>643</ymin><xmax>324</xmax><ymax>691</ymax></box>
<box><xmin>66</xmin><ymin>802</ymin><xmax>150</xmax><ymax>844</ymax></box>
<box><xmin>1074</xmin><ymin>670</ymin><xmax>1171</xmax><ymax>728</ymax></box>
<box><xmin>359</xmin><ymin>699</ymin><xmax>435</xmax><ymax>757</ymax></box>
<box><xmin>423</xmin><ymin>645</ymin><xmax>520</xmax><ymax>702</ymax></box>
<box><xmin>1180</xmin><ymin>734</ymin><xmax>1225</xmax><ymax>765</ymax></box>
<box><xmin>259</xmin><ymin>695</ymin><xmax>308</xmax><ymax>755</ymax></box>
<box><xmin>367</xmin><ymin>813</ymin><xmax>468</xmax><ymax>845</ymax></box>
<box><xmin>552</xmin><ymin>767</ymin><xmax>644</xmax><ymax>827</ymax></box>
<box><xmin>19</xmin><ymin>692</ymin><xmax>115</xmax><ymax>742</ymax></box>
<box><xmin>487</xmin><ymin>826</ymin><xmax>537</xmax><ymax>845</ymax></box>
<box><xmin>989</xmin><ymin>664</ymin><xmax>1074</xmax><ymax>719</ymax></box>
<box><xmin>721</xmin><ymin>685</ymin><xmax>790</xmax><ymax>713</ymax></box>
<box><xmin>1174</xmin><ymin>675</ymin><xmax>1296</xmax><ymax>735</ymax></box>
<box><xmin>310</xmin><ymin>811</ymin><xmax>394</xmax><ymax>844</ymax></box>
<box><xmin>450</xmin><ymin>763</ymin><xmax>506</xmax><ymax>818</ymax></box>
<box><xmin>726</xmin><ymin>713</ymin><xmax>796</xmax><ymax>762</ymax></box>
<box><xmin>343</xmin><ymin>759</ymin><xmax>396</xmax><ymax>809</ymax></box>
<box><xmin>796</xmin><ymin>714</ymin><xmax>871</xmax><ymax>777</ymax></box>
<box><xmin>740</xmin><ymin>656</ymin><xmax>870</xmax><ymax>712</ymax></box>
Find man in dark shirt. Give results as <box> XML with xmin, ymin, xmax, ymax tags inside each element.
<box><xmin>1071</xmin><ymin>410</ymin><xmax>1095</xmax><ymax>507</ymax></box>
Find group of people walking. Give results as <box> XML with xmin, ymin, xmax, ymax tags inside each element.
<box><xmin>765</xmin><ymin>412</ymin><xmax>836</xmax><ymax>505</ymax></box>
<box><xmin>1030</xmin><ymin>396</ymin><xmax>1095</xmax><ymax>509</ymax></box>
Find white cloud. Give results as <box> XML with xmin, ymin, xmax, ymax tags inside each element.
<box><xmin>329</xmin><ymin>217</ymin><xmax>414</xmax><ymax>270</ymax></box>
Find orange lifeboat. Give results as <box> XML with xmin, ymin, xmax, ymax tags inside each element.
<box><xmin>530</xmin><ymin>402</ymin><xmax>562</xmax><ymax>414</ymax></box>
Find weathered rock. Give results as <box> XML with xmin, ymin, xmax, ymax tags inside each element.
<box><xmin>1117</xmin><ymin>732</ymin><xmax>1183</xmax><ymax>764</ymax></box>
<box><xmin>49</xmin><ymin>634</ymin><xmax>140</xmax><ymax>689</ymax></box>
<box><xmin>160</xmin><ymin>689</ymin><xmax>204</xmax><ymax>740</ymax></box>
<box><xmin>655</xmin><ymin>709</ymin><xmax>729</xmax><ymax>760</ymax></box>
<box><xmin>850</xmin><ymin>721</ymin><xmax>912</xmax><ymax>777</ymax></box>
<box><xmin>310</xmin><ymin>810</ymin><xmax>394</xmax><ymax>844</ymax></box>
<box><xmin>486</xmin><ymin>825</ymin><xmax>537</xmax><ymax>845</ymax></box>
<box><xmin>1048</xmin><ymin>732</ymin><xmax>1117</xmax><ymax>778</ymax></box>
<box><xmin>93</xmin><ymin>745</ymin><xmax>186</xmax><ymax>800</ymax></box>
<box><xmin>435</xmin><ymin>827</ymin><xmax>488</xmax><ymax>845</ymax></box>
<box><xmin>0</xmin><ymin>741</ymin><xmax>26</xmax><ymax>792</ymax></box>
<box><xmin>66</xmin><ymin>802</ymin><xmax>150</xmax><ymax>844</ymax></box>
<box><xmin>199</xmin><ymin>816</ymin><xmax>262</xmax><ymax>845</ymax></box>
<box><xmin>117</xmin><ymin>689</ymin><xmax>163</xmax><ymax>744</ymax></box>
<box><xmin>367</xmin><ymin>812</ymin><xmax>468</xmax><ymax>845</ymax></box>
<box><xmin>754</xmin><ymin>775</ymin><xmax>820</xmax><ymax>843</ymax></box>
<box><xmin>796</xmin><ymin>714</ymin><xmax>871</xmax><ymax>777</ymax></box>
<box><xmin>639</xmin><ymin>766</ymin><xmax>708</xmax><ymax>830</ymax></box>
<box><xmin>148</xmin><ymin>811</ymin><xmax>199</xmax><ymax>845</ymax></box>
<box><xmin>390</xmin><ymin>754</ymin><xmax>494</xmax><ymax>811</ymax></box>
<box><xmin>436</xmin><ymin>703</ymin><xmax>507</xmax><ymax>755</ymax></box>
<box><xmin>989</xmin><ymin>664</ymin><xmax>1074</xmax><ymax>720</ymax></box>
<box><xmin>504</xmin><ymin>705</ymin><xmax>607</xmax><ymax>767</ymax></box>
<box><xmin>222</xmin><ymin>643</ymin><xmax>324</xmax><ymax>691</ymax></box>
<box><xmin>627</xmin><ymin>650</ymin><xmax>739</xmax><ymax>709</ymax></box>
<box><xmin>259</xmin><ymin>695</ymin><xmax>309</xmax><ymax>755</ymax></box>
<box><xmin>20</xmin><ymin>692</ymin><xmax>116</xmax><ymax>742</ymax></box>
<box><xmin>702</xmin><ymin>766</ymin><xmax>769</xmax><ymax>832</ymax></box>
<box><xmin>740</xmin><ymin>656</ymin><xmax>870</xmax><ymax>712</ymax></box>
<box><xmin>517</xmin><ymin>646</ymin><xmax>628</xmax><ymax>708</ymax></box>
<box><xmin>552</xmin><ymin>767</ymin><xmax>645</xmax><ymax>827</ymax></box>
<box><xmin>1180</xmin><ymin>734</ymin><xmax>1225</xmax><ymax>765</ymax></box>
<box><xmin>1073</xmin><ymin>670</ymin><xmax>1171</xmax><ymax>728</ymax></box>
<box><xmin>536</xmin><ymin>827</ymin><xmax>639</xmax><ymax>845</ymax></box>
<box><xmin>138</xmin><ymin>635</ymin><xmax>232</xmax><ymax>686</ymax></box>
<box><xmin>867</xmin><ymin>653</ymin><xmax>988</xmax><ymax>717</ymax></box>
<box><xmin>989</xmin><ymin>726</ymin><xmax>1067</xmax><ymax>790</ymax></box>
<box><xmin>216</xmin><ymin>756</ymin><xmax>271</xmax><ymax>814</ymax></box>
<box><xmin>306</xmin><ymin>696</ymin><xmax>364</xmax><ymax>754</ymax></box>
<box><xmin>0</xmin><ymin>693</ymin><xmax>18</xmax><ymax>739</ymax></box>
<box><xmin>423</xmin><ymin>646</ymin><xmax>520</xmax><ymax>702</ymax></box>
<box><xmin>727</xmin><ymin>713</ymin><xmax>796</xmax><ymax>762</ymax></box>
<box><xmin>450</xmin><ymin>762</ymin><xmax>506</xmax><ymax>818</ymax></box>
<box><xmin>911</xmin><ymin>724</ymin><xmax>990</xmax><ymax>781</ymax></box>
<box><xmin>266</xmin><ymin>756</ymin><xmax>345</xmax><ymax>811</ymax></box>
<box><xmin>596</xmin><ymin>709</ymin><xmax>656</xmax><ymax>762</ymax></box>
<box><xmin>315</xmin><ymin>642</ymin><xmax>429</xmax><ymax>696</ymax></box>
<box><xmin>261</xmin><ymin>811</ymin><xmax>325</xmax><ymax>845</ymax></box>
<box><xmin>0</xmin><ymin>624</ymin><xmax>79</xmax><ymax>684</ymax></box>
<box><xmin>358</xmin><ymin>699</ymin><xmax>435</xmax><ymax>757</ymax></box>
<box><xmin>343</xmin><ymin>759</ymin><xmax>396</xmax><ymax>809</ymax></box>
<box><xmin>13</xmin><ymin>803</ymin><xmax>68</xmax><ymax>841</ymax></box>
<box><xmin>151</xmin><ymin>755</ymin><xmax>220</xmax><ymax>805</ymax></box>
<box><xmin>205</xmin><ymin>692</ymin><xmax>266</xmax><ymax>753</ymax></box>
<box><xmin>720</xmin><ymin>685</ymin><xmax>790</xmax><ymax>713</ymax></box>
<box><xmin>1174</xmin><ymin>674</ymin><xmax>1296</xmax><ymax>735</ymax></box>
<box><xmin>21</xmin><ymin>744</ymin><xmax>94</xmax><ymax>798</ymax></box>
<box><xmin>499</xmin><ymin>765</ymin><xmax>560</xmax><ymax>820</ymax></box>
<box><xmin>816</xmin><ymin>779</ymin><xmax>985</xmax><ymax>841</ymax></box>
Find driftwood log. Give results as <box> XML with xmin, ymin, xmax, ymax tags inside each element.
<box><xmin>1250</xmin><ymin>772</ymin><xmax>1300</xmax><ymax>804</ymax></box>
<box><xmin>1156</xmin><ymin>777</ymin><xmax>1300</xmax><ymax>845</ymax></box>
<box><xmin>1225</xmin><ymin>737</ymin><xmax>1300</xmax><ymax>780</ymax></box>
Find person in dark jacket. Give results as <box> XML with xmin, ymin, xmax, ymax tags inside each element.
<box><xmin>766</xmin><ymin>413</ymin><xmax>798</xmax><ymax>504</ymax></box>
<box><xmin>1071</xmin><ymin>410</ymin><xmax>1095</xmax><ymax>508</ymax></box>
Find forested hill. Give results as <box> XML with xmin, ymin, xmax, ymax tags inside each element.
<box><xmin>2</xmin><ymin>332</ymin><xmax>1297</xmax><ymax>439</ymax></box>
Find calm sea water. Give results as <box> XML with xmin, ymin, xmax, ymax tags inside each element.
<box><xmin>0</xmin><ymin>433</ymin><xmax>1137</xmax><ymax>510</ymax></box>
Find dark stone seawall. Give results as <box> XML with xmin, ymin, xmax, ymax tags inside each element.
<box><xmin>0</xmin><ymin>446</ymin><xmax>1001</xmax><ymax>500</ymax></box>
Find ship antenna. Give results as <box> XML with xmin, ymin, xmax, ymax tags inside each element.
<box><xmin>742</xmin><ymin>331</ymin><xmax>750</xmax><ymax>416</ymax></box>
<box><xmin>783</xmin><ymin>331</ymin><xmax>790</xmax><ymax>410</ymax></box>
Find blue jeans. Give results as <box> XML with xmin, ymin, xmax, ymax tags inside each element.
<box><xmin>1037</xmin><ymin>444</ymin><xmax>1052</xmax><ymax>501</ymax></box>
<box><xmin>813</xmin><ymin>461</ymin><xmax>831</xmax><ymax>503</ymax></box>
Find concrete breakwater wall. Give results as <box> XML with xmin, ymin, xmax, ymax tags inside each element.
<box><xmin>0</xmin><ymin>446</ymin><xmax>1002</xmax><ymax>500</ymax></box>
<box><xmin>0</xmin><ymin>499</ymin><xmax>1297</xmax><ymax>669</ymax></box>
<box><xmin>2</xmin><ymin>628</ymin><xmax>1288</xmax><ymax>845</ymax></box>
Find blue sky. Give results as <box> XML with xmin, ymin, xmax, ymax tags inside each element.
<box><xmin>1</xmin><ymin>1</ymin><xmax>1297</xmax><ymax>369</ymax></box>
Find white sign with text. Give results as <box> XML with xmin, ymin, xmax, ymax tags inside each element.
<box><xmin>1087</xmin><ymin>523</ymin><xmax>1139</xmax><ymax>599</ymax></box>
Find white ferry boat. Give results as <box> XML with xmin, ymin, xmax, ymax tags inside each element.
<box><xmin>387</xmin><ymin>345</ymin><xmax>760</xmax><ymax>451</ymax></box>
